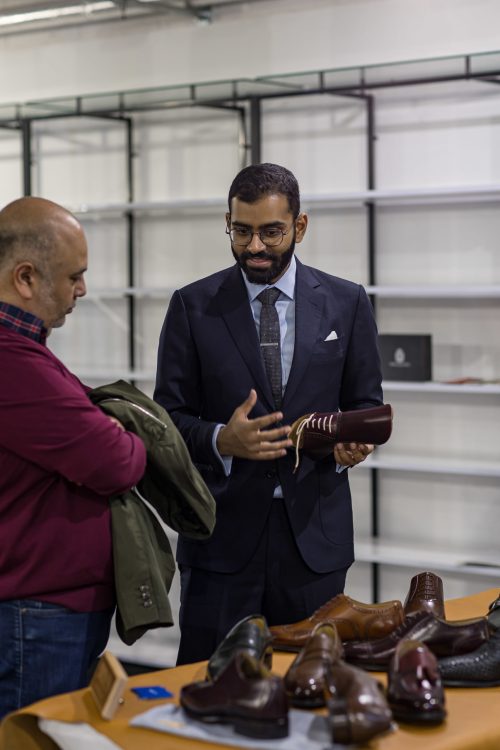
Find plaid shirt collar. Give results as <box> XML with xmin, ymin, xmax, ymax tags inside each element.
<box><xmin>0</xmin><ymin>301</ymin><xmax>47</xmax><ymax>345</ymax></box>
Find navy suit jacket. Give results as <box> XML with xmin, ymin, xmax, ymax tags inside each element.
<box><xmin>154</xmin><ymin>258</ymin><xmax>383</xmax><ymax>574</ymax></box>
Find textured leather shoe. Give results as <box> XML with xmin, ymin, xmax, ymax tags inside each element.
<box><xmin>180</xmin><ymin>652</ymin><xmax>288</xmax><ymax>739</ymax></box>
<box><xmin>270</xmin><ymin>594</ymin><xmax>404</xmax><ymax>651</ymax></box>
<box><xmin>326</xmin><ymin>660</ymin><xmax>393</xmax><ymax>744</ymax></box>
<box><xmin>343</xmin><ymin>610</ymin><xmax>491</xmax><ymax>670</ymax></box>
<box><xmin>289</xmin><ymin>403</ymin><xmax>393</xmax><ymax>466</ymax></box>
<box><xmin>206</xmin><ymin>614</ymin><xmax>272</xmax><ymax>681</ymax></box>
<box><xmin>404</xmin><ymin>571</ymin><xmax>445</xmax><ymax>619</ymax></box>
<box><xmin>387</xmin><ymin>639</ymin><xmax>446</xmax><ymax>724</ymax></box>
<box><xmin>439</xmin><ymin>627</ymin><xmax>500</xmax><ymax>687</ymax></box>
<box><xmin>284</xmin><ymin>622</ymin><xmax>343</xmax><ymax>708</ymax></box>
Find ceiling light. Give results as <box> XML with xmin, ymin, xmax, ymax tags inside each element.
<box><xmin>0</xmin><ymin>2</ymin><xmax>116</xmax><ymax>27</ymax></box>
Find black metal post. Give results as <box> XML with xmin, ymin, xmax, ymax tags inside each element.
<box><xmin>365</xmin><ymin>93</ymin><xmax>381</xmax><ymax>602</ymax></box>
<box><xmin>124</xmin><ymin>118</ymin><xmax>136</xmax><ymax>382</ymax></box>
<box><xmin>249</xmin><ymin>97</ymin><xmax>261</xmax><ymax>165</ymax></box>
<box><xmin>21</xmin><ymin>119</ymin><xmax>32</xmax><ymax>196</ymax></box>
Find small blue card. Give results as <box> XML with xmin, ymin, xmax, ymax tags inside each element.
<box><xmin>132</xmin><ymin>686</ymin><xmax>173</xmax><ymax>700</ymax></box>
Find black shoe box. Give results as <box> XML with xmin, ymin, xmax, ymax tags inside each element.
<box><xmin>378</xmin><ymin>334</ymin><xmax>432</xmax><ymax>381</ymax></box>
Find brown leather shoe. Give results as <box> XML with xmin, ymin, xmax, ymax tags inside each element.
<box><xmin>284</xmin><ymin>622</ymin><xmax>343</xmax><ymax>708</ymax></box>
<box><xmin>404</xmin><ymin>571</ymin><xmax>445</xmax><ymax>619</ymax></box>
<box><xmin>343</xmin><ymin>610</ymin><xmax>491</xmax><ymax>670</ymax></box>
<box><xmin>387</xmin><ymin>639</ymin><xmax>446</xmax><ymax>725</ymax></box>
<box><xmin>206</xmin><ymin>614</ymin><xmax>272</xmax><ymax>681</ymax></box>
<box><xmin>326</xmin><ymin>660</ymin><xmax>393</xmax><ymax>744</ymax></box>
<box><xmin>270</xmin><ymin>594</ymin><xmax>404</xmax><ymax>651</ymax></box>
<box><xmin>180</xmin><ymin>652</ymin><xmax>288</xmax><ymax>739</ymax></box>
<box><xmin>289</xmin><ymin>403</ymin><xmax>393</xmax><ymax>467</ymax></box>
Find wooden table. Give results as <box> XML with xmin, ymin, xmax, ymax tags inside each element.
<box><xmin>1</xmin><ymin>588</ymin><xmax>499</xmax><ymax>750</ymax></box>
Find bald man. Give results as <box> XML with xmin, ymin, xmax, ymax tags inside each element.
<box><xmin>0</xmin><ymin>197</ymin><xmax>146</xmax><ymax>719</ymax></box>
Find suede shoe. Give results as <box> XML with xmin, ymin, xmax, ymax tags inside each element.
<box><xmin>180</xmin><ymin>652</ymin><xmax>288</xmax><ymax>739</ymax></box>
<box><xmin>404</xmin><ymin>571</ymin><xmax>445</xmax><ymax>619</ymax></box>
<box><xmin>326</xmin><ymin>660</ymin><xmax>393</xmax><ymax>744</ymax></box>
<box><xmin>343</xmin><ymin>610</ymin><xmax>490</xmax><ymax>670</ymax></box>
<box><xmin>387</xmin><ymin>639</ymin><xmax>446</xmax><ymax>725</ymax></box>
<box><xmin>206</xmin><ymin>614</ymin><xmax>272</xmax><ymax>681</ymax></box>
<box><xmin>439</xmin><ymin>627</ymin><xmax>500</xmax><ymax>687</ymax></box>
<box><xmin>284</xmin><ymin>622</ymin><xmax>343</xmax><ymax>708</ymax></box>
<box><xmin>269</xmin><ymin>594</ymin><xmax>404</xmax><ymax>651</ymax></box>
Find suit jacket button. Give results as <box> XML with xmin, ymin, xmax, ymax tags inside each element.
<box><xmin>266</xmin><ymin>470</ymin><xmax>276</xmax><ymax>479</ymax></box>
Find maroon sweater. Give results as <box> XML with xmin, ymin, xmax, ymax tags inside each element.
<box><xmin>0</xmin><ymin>307</ymin><xmax>147</xmax><ymax>612</ymax></box>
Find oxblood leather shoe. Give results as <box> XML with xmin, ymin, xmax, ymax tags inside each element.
<box><xmin>404</xmin><ymin>571</ymin><xmax>445</xmax><ymax>619</ymax></box>
<box><xmin>284</xmin><ymin>622</ymin><xmax>343</xmax><ymax>708</ymax></box>
<box><xmin>387</xmin><ymin>639</ymin><xmax>446</xmax><ymax>725</ymax></box>
<box><xmin>289</xmin><ymin>403</ymin><xmax>393</xmax><ymax>468</ymax></box>
<box><xmin>343</xmin><ymin>610</ymin><xmax>491</xmax><ymax>671</ymax></box>
<box><xmin>269</xmin><ymin>594</ymin><xmax>404</xmax><ymax>652</ymax></box>
<box><xmin>206</xmin><ymin>614</ymin><xmax>272</xmax><ymax>681</ymax></box>
<box><xmin>439</xmin><ymin>627</ymin><xmax>500</xmax><ymax>687</ymax></box>
<box><xmin>180</xmin><ymin>652</ymin><xmax>289</xmax><ymax>739</ymax></box>
<box><xmin>326</xmin><ymin>660</ymin><xmax>393</xmax><ymax>744</ymax></box>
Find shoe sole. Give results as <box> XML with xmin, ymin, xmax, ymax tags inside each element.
<box><xmin>182</xmin><ymin>707</ymin><xmax>289</xmax><ymax>739</ymax></box>
<box><xmin>390</xmin><ymin>706</ymin><xmax>446</xmax><ymax>725</ymax></box>
<box><xmin>442</xmin><ymin>678</ymin><xmax>500</xmax><ymax>688</ymax></box>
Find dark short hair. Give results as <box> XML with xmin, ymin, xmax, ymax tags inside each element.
<box><xmin>227</xmin><ymin>163</ymin><xmax>300</xmax><ymax>218</ymax></box>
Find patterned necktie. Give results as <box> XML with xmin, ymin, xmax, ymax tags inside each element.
<box><xmin>257</xmin><ymin>287</ymin><xmax>282</xmax><ymax>409</ymax></box>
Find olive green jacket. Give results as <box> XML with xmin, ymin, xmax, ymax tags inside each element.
<box><xmin>89</xmin><ymin>381</ymin><xmax>216</xmax><ymax>645</ymax></box>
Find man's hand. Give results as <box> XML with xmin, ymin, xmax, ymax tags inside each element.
<box><xmin>217</xmin><ymin>389</ymin><xmax>292</xmax><ymax>460</ymax></box>
<box><xmin>108</xmin><ymin>416</ymin><xmax>125</xmax><ymax>431</ymax></box>
<box><xmin>334</xmin><ymin>442</ymin><xmax>374</xmax><ymax>467</ymax></box>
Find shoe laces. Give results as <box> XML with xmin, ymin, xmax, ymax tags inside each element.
<box><xmin>293</xmin><ymin>412</ymin><xmax>338</xmax><ymax>471</ymax></box>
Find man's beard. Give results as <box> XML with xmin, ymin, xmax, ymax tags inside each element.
<box><xmin>232</xmin><ymin>237</ymin><xmax>296</xmax><ymax>285</ymax></box>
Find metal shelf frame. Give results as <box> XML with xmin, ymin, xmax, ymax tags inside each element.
<box><xmin>7</xmin><ymin>47</ymin><xmax>500</xmax><ymax>604</ymax></box>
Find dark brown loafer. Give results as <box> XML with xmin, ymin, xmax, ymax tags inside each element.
<box><xmin>289</xmin><ymin>403</ymin><xmax>393</xmax><ymax>468</ymax></box>
<box><xmin>326</xmin><ymin>660</ymin><xmax>393</xmax><ymax>744</ymax></box>
<box><xmin>180</xmin><ymin>652</ymin><xmax>288</xmax><ymax>739</ymax></box>
<box><xmin>270</xmin><ymin>594</ymin><xmax>404</xmax><ymax>651</ymax></box>
<box><xmin>404</xmin><ymin>571</ymin><xmax>445</xmax><ymax>619</ymax></box>
<box><xmin>387</xmin><ymin>639</ymin><xmax>446</xmax><ymax>725</ymax></box>
<box><xmin>284</xmin><ymin>622</ymin><xmax>343</xmax><ymax>708</ymax></box>
<box><xmin>343</xmin><ymin>610</ymin><xmax>491</xmax><ymax>671</ymax></box>
<box><xmin>206</xmin><ymin>614</ymin><xmax>272</xmax><ymax>681</ymax></box>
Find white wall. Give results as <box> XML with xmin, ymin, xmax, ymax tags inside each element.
<box><xmin>1</xmin><ymin>0</ymin><xmax>500</xmax><ymax>666</ymax></box>
<box><xmin>1</xmin><ymin>0</ymin><xmax>500</xmax><ymax>104</ymax></box>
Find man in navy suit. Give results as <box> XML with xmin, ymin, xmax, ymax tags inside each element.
<box><xmin>154</xmin><ymin>163</ymin><xmax>383</xmax><ymax>665</ymax></box>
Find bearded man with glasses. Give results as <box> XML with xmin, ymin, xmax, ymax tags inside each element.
<box><xmin>155</xmin><ymin>162</ymin><xmax>383</xmax><ymax>665</ymax></box>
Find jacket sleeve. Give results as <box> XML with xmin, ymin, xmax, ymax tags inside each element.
<box><xmin>339</xmin><ymin>284</ymin><xmax>384</xmax><ymax>411</ymax></box>
<box><xmin>0</xmin><ymin>344</ymin><xmax>147</xmax><ymax>496</ymax></box>
<box><xmin>154</xmin><ymin>290</ymin><xmax>222</xmax><ymax>469</ymax></box>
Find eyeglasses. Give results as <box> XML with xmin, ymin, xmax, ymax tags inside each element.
<box><xmin>225</xmin><ymin>224</ymin><xmax>293</xmax><ymax>248</ymax></box>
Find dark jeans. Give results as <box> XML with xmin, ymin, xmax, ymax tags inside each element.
<box><xmin>0</xmin><ymin>600</ymin><xmax>114</xmax><ymax>721</ymax></box>
<box><xmin>177</xmin><ymin>498</ymin><xmax>348</xmax><ymax>665</ymax></box>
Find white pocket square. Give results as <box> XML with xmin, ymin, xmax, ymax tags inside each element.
<box><xmin>324</xmin><ymin>330</ymin><xmax>338</xmax><ymax>341</ymax></box>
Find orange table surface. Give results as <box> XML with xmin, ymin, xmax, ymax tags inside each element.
<box><xmin>1</xmin><ymin>587</ymin><xmax>499</xmax><ymax>750</ymax></box>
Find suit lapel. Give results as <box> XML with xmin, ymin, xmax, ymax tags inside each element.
<box><xmin>283</xmin><ymin>261</ymin><xmax>324</xmax><ymax>408</ymax></box>
<box><xmin>216</xmin><ymin>266</ymin><xmax>275</xmax><ymax>410</ymax></box>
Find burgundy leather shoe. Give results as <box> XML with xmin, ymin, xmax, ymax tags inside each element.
<box><xmin>326</xmin><ymin>660</ymin><xmax>393</xmax><ymax>744</ymax></box>
<box><xmin>180</xmin><ymin>652</ymin><xmax>288</xmax><ymax>739</ymax></box>
<box><xmin>284</xmin><ymin>622</ymin><xmax>343</xmax><ymax>708</ymax></box>
<box><xmin>404</xmin><ymin>571</ymin><xmax>445</xmax><ymax>619</ymax></box>
<box><xmin>343</xmin><ymin>610</ymin><xmax>491</xmax><ymax>670</ymax></box>
<box><xmin>206</xmin><ymin>614</ymin><xmax>272</xmax><ymax>681</ymax></box>
<box><xmin>387</xmin><ymin>639</ymin><xmax>446</xmax><ymax>725</ymax></box>
<box><xmin>270</xmin><ymin>594</ymin><xmax>404</xmax><ymax>651</ymax></box>
<box><xmin>289</xmin><ymin>403</ymin><xmax>393</xmax><ymax>467</ymax></box>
